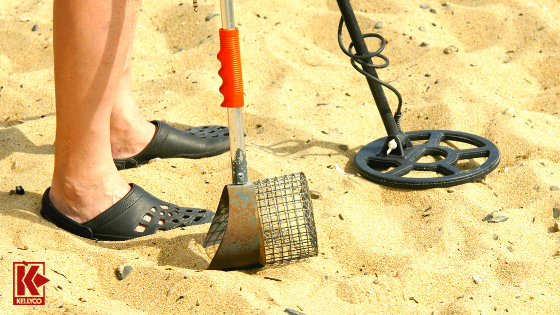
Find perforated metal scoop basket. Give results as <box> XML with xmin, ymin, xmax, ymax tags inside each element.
<box><xmin>203</xmin><ymin>172</ymin><xmax>318</xmax><ymax>270</ymax></box>
<box><xmin>254</xmin><ymin>173</ymin><xmax>318</xmax><ymax>264</ymax></box>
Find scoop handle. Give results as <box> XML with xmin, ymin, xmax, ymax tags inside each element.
<box><xmin>218</xmin><ymin>28</ymin><xmax>244</xmax><ymax>108</ymax></box>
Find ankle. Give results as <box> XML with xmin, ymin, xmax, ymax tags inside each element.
<box><xmin>110</xmin><ymin>119</ymin><xmax>156</xmax><ymax>159</ymax></box>
<box><xmin>49</xmin><ymin>171</ymin><xmax>130</xmax><ymax>223</ymax></box>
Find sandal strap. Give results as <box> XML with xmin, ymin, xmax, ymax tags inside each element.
<box><xmin>81</xmin><ymin>185</ymin><xmax>143</xmax><ymax>231</ymax></box>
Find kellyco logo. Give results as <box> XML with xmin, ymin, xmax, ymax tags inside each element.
<box><xmin>13</xmin><ymin>262</ymin><xmax>50</xmax><ymax>305</ymax></box>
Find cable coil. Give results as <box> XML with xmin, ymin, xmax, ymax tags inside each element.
<box><xmin>337</xmin><ymin>17</ymin><xmax>404</xmax><ymax>130</ymax></box>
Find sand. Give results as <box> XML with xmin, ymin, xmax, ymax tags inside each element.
<box><xmin>1</xmin><ymin>0</ymin><xmax>560</xmax><ymax>314</ymax></box>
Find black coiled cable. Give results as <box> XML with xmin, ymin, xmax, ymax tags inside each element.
<box><xmin>337</xmin><ymin>17</ymin><xmax>404</xmax><ymax>131</ymax></box>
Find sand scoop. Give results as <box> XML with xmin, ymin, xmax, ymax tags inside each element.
<box><xmin>201</xmin><ymin>0</ymin><xmax>318</xmax><ymax>270</ymax></box>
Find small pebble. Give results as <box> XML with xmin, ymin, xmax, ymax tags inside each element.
<box><xmin>309</xmin><ymin>190</ymin><xmax>322</xmax><ymax>199</ymax></box>
<box><xmin>338</xmin><ymin>144</ymin><xmax>349</xmax><ymax>152</ymax></box>
<box><xmin>551</xmin><ymin>185</ymin><xmax>560</xmax><ymax>191</ymax></box>
<box><xmin>15</xmin><ymin>186</ymin><xmax>25</xmax><ymax>195</ymax></box>
<box><xmin>553</xmin><ymin>221</ymin><xmax>559</xmax><ymax>232</ymax></box>
<box><xmin>321</xmin><ymin>131</ymin><xmax>329</xmax><ymax>134</ymax></box>
<box><xmin>472</xmin><ymin>275</ymin><xmax>485</xmax><ymax>284</ymax></box>
<box><xmin>488</xmin><ymin>215</ymin><xmax>508</xmax><ymax>223</ymax></box>
<box><xmin>482</xmin><ymin>212</ymin><xmax>508</xmax><ymax>223</ymax></box>
<box><xmin>196</xmin><ymin>300</ymin><xmax>201</xmax><ymax>306</ymax></box>
<box><xmin>420</xmin><ymin>4</ymin><xmax>431</xmax><ymax>9</ymax></box>
<box><xmin>375</xmin><ymin>21</ymin><xmax>383</xmax><ymax>29</ymax></box>
<box><xmin>493</xmin><ymin>234</ymin><xmax>499</xmax><ymax>240</ymax></box>
<box><xmin>554</xmin><ymin>250</ymin><xmax>560</xmax><ymax>257</ymax></box>
<box><xmin>447</xmin><ymin>188</ymin><xmax>455</xmax><ymax>193</ymax></box>
<box><xmin>503</xmin><ymin>107</ymin><xmax>515</xmax><ymax>115</ymax></box>
<box><xmin>482</xmin><ymin>213</ymin><xmax>494</xmax><ymax>221</ymax></box>
<box><xmin>285</xmin><ymin>308</ymin><xmax>306</xmax><ymax>315</ymax></box>
<box><xmin>167</xmin><ymin>287</ymin><xmax>174</xmax><ymax>296</ymax></box>
<box><xmin>338</xmin><ymin>214</ymin><xmax>344</xmax><ymax>220</ymax></box>
<box><xmin>9</xmin><ymin>190</ymin><xmax>15</xmax><ymax>195</ymax></box>
<box><xmin>31</xmin><ymin>24</ymin><xmax>38</xmax><ymax>32</ymax></box>
<box><xmin>328</xmin><ymin>186</ymin><xmax>334</xmax><ymax>190</ymax></box>
<box><xmin>205</xmin><ymin>13</ymin><xmax>220</xmax><ymax>21</ymax></box>
<box><xmin>176</xmin><ymin>295</ymin><xmax>185</xmax><ymax>302</ymax></box>
<box><xmin>257</xmin><ymin>129</ymin><xmax>264</xmax><ymax>134</ymax></box>
<box><xmin>115</xmin><ymin>265</ymin><xmax>133</xmax><ymax>280</ymax></box>
<box><xmin>373</xmin><ymin>279</ymin><xmax>379</xmax><ymax>284</ymax></box>
<box><xmin>430</xmin><ymin>8</ymin><xmax>437</xmax><ymax>13</ymax></box>
<box><xmin>419</xmin><ymin>25</ymin><xmax>426</xmax><ymax>32</ymax></box>
<box><xmin>444</xmin><ymin>46</ymin><xmax>459</xmax><ymax>54</ymax></box>
<box><xmin>507</xmin><ymin>246</ymin><xmax>514</xmax><ymax>252</ymax></box>
<box><xmin>553</xmin><ymin>208</ymin><xmax>560</xmax><ymax>219</ymax></box>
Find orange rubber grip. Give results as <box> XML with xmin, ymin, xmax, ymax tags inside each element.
<box><xmin>218</xmin><ymin>28</ymin><xmax>244</xmax><ymax>108</ymax></box>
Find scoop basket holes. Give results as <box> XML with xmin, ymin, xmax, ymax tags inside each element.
<box><xmin>183</xmin><ymin>215</ymin><xmax>191</xmax><ymax>219</ymax></box>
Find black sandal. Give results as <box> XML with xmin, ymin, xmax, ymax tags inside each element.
<box><xmin>113</xmin><ymin>121</ymin><xmax>230</xmax><ymax>170</ymax></box>
<box><xmin>40</xmin><ymin>184</ymin><xmax>214</xmax><ymax>241</ymax></box>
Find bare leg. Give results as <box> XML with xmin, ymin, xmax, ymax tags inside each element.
<box><xmin>109</xmin><ymin>35</ymin><xmax>156</xmax><ymax>160</ymax></box>
<box><xmin>49</xmin><ymin>0</ymin><xmax>142</xmax><ymax>223</ymax></box>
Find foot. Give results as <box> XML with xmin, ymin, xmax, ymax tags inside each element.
<box><xmin>42</xmin><ymin>184</ymin><xmax>214</xmax><ymax>241</ymax></box>
<box><xmin>49</xmin><ymin>168</ymin><xmax>131</xmax><ymax>223</ymax></box>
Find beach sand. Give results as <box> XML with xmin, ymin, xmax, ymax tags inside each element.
<box><xmin>1</xmin><ymin>0</ymin><xmax>559</xmax><ymax>314</ymax></box>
